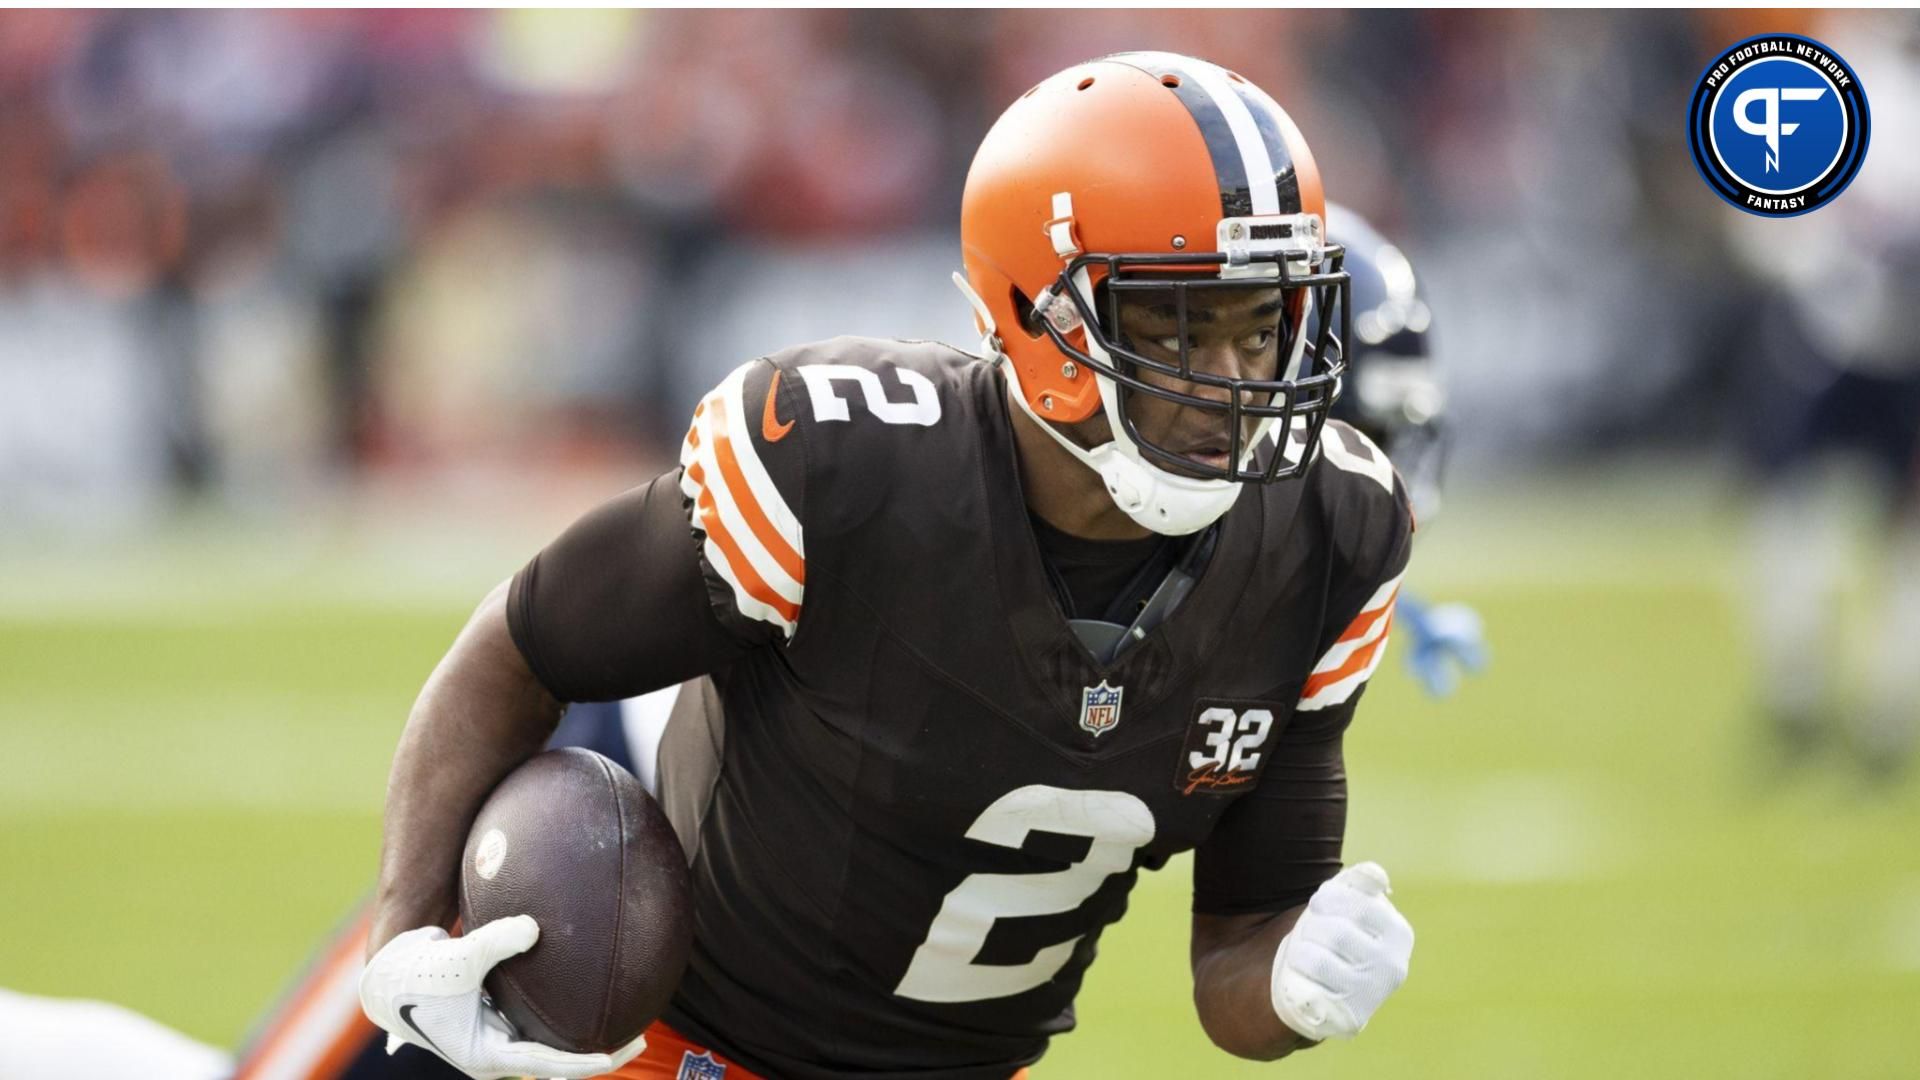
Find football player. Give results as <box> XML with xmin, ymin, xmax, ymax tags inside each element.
<box><xmin>1736</xmin><ymin>253</ymin><xmax>1920</xmax><ymax>780</ymax></box>
<box><xmin>1323</xmin><ymin>203</ymin><xmax>1485</xmax><ymax>700</ymax></box>
<box><xmin>103</xmin><ymin>208</ymin><xmax>1459</xmax><ymax>1080</ymax></box>
<box><xmin>358</xmin><ymin>53</ymin><xmax>1418</xmax><ymax>1080</ymax></box>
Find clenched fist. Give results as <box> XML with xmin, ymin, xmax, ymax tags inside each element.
<box><xmin>1270</xmin><ymin>862</ymin><xmax>1413</xmax><ymax>1042</ymax></box>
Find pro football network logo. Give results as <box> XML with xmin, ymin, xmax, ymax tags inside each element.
<box><xmin>1687</xmin><ymin>33</ymin><xmax>1869</xmax><ymax>217</ymax></box>
<box><xmin>1078</xmin><ymin>681</ymin><xmax>1124</xmax><ymax>737</ymax></box>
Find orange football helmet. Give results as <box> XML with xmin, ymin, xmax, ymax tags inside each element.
<box><xmin>957</xmin><ymin>52</ymin><xmax>1350</xmax><ymax>533</ymax></box>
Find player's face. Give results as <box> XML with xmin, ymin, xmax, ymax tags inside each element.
<box><xmin>1111</xmin><ymin>286</ymin><xmax>1288</xmax><ymax>476</ymax></box>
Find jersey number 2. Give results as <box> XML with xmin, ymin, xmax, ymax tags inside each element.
<box><xmin>796</xmin><ymin>364</ymin><xmax>942</xmax><ymax>426</ymax></box>
<box><xmin>894</xmin><ymin>785</ymin><xmax>1155</xmax><ymax>1003</ymax></box>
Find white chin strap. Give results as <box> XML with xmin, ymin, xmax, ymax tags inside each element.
<box><xmin>955</xmin><ymin>268</ymin><xmax>1312</xmax><ymax>538</ymax></box>
<box><xmin>1062</xmin><ymin>406</ymin><xmax>1243</xmax><ymax>535</ymax></box>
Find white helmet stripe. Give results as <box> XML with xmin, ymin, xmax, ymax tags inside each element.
<box><xmin>1179</xmin><ymin>63</ymin><xmax>1281</xmax><ymax>217</ymax></box>
<box><xmin>1104</xmin><ymin>51</ymin><xmax>1284</xmax><ymax>218</ymax></box>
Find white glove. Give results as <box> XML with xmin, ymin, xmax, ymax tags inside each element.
<box><xmin>359</xmin><ymin>914</ymin><xmax>647</xmax><ymax>1080</ymax></box>
<box><xmin>1270</xmin><ymin>862</ymin><xmax>1413</xmax><ymax>1042</ymax></box>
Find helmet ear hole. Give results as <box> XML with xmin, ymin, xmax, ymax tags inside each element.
<box><xmin>1010</xmin><ymin>287</ymin><xmax>1047</xmax><ymax>341</ymax></box>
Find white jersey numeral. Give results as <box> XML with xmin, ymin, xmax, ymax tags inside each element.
<box><xmin>894</xmin><ymin>786</ymin><xmax>1155</xmax><ymax>1003</ymax></box>
<box><xmin>796</xmin><ymin>364</ymin><xmax>942</xmax><ymax>426</ymax></box>
<box><xmin>1318</xmin><ymin>425</ymin><xmax>1395</xmax><ymax>493</ymax></box>
<box><xmin>1188</xmin><ymin>706</ymin><xmax>1274</xmax><ymax>773</ymax></box>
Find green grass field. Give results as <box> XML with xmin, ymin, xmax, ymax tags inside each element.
<box><xmin>3</xmin><ymin>472</ymin><xmax>1916</xmax><ymax>1078</ymax></box>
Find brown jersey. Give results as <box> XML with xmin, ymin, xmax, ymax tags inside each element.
<box><xmin>507</xmin><ymin>337</ymin><xmax>1413</xmax><ymax>1079</ymax></box>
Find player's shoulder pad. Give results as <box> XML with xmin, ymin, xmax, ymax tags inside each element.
<box><xmin>767</xmin><ymin>336</ymin><xmax>988</xmax><ymax>524</ymax></box>
<box><xmin>687</xmin><ymin>337</ymin><xmax>987</xmax><ymax>540</ymax></box>
<box><xmin>763</xmin><ymin>335</ymin><xmax>980</xmax><ymax>428</ymax></box>
<box><xmin>678</xmin><ymin>356</ymin><xmax>810</xmax><ymax>638</ymax></box>
<box><xmin>1306</xmin><ymin>419</ymin><xmax>1416</xmax><ymax>578</ymax></box>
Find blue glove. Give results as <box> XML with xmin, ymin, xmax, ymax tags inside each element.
<box><xmin>1395</xmin><ymin>591</ymin><xmax>1487</xmax><ymax>699</ymax></box>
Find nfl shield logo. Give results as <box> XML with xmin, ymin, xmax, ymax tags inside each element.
<box><xmin>1079</xmin><ymin>681</ymin><xmax>1124</xmax><ymax>737</ymax></box>
<box><xmin>677</xmin><ymin>1050</ymin><xmax>728</xmax><ymax>1080</ymax></box>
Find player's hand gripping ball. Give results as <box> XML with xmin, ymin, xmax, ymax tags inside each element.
<box><xmin>459</xmin><ymin>748</ymin><xmax>693</xmax><ymax>1054</ymax></box>
<box><xmin>361</xmin><ymin>749</ymin><xmax>691</xmax><ymax>1080</ymax></box>
<box><xmin>1270</xmin><ymin>861</ymin><xmax>1413</xmax><ymax>1042</ymax></box>
<box><xmin>359</xmin><ymin>916</ymin><xmax>647</xmax><ymax>1080</ymax></box>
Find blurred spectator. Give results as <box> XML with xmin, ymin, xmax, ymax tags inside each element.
<box><xmin>0</xmin><ymin>9</ymin><xmax>1912</xmax><ymax>536</ymax></box>
<box><xmin>1729</xmin><ymin>11</ymin><xmax>1920</xmax><ymax>780</ymax></box>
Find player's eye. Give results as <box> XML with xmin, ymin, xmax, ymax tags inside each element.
<box><xmin>1153</xmin><ymin>336</ymin><xmax>1182</xmax><ymax>353</ymax></box>
<box><xmin>1239</xmin><ymin>328</ymin><xmax>1276</xmax><ymax>352</ymax></box>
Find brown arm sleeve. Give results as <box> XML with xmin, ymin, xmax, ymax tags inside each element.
<box><xmin>1185</xmin><ymin>455</ymin><xmax>1416</xmax><ymax>1056</ymax></box>
<box><xmin>506</xmin><ymin>469</ymin><xmax>765</xmax><ymax>703</ymax></box>
<box><xmin>1191</xmin><ymin>457</ymin><xmax>1415</xmax><ymax>917</ymax></box>
<box><xmin>1191</xmin><ymin>703</ymin><xmax>1354</xmax><ymax>916</ymax></box>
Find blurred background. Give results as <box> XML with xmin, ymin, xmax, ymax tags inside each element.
<box><xmin>1</xmin><ymin>8</ymin><xmax>1916</xmax><ymax>1079</ymax></box>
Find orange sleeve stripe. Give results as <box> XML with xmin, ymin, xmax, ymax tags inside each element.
<box><xmin>1335</xmin><ymin>585</ymin><xmax>1399</xmax><ymax>645</ymax></box>
<box><xmin>1303</xmin><ymin>609</ymin><xmax>1393</xmax><ymax>697</ymax></box>
<box><xmin>708</xmin><ymin>396</ymin><xmax>806</xmax><ymax>584</ymax></box>
<box><xmin>307</xmin><ymin>1014</ymin><xmax>379</xmax><ymax>1080</ymax></box>
<box><xmin>232</xmin><ymin>909</ymin><xmax>374</xmax><ymax>1080</ymax></box>
<box><xmin>684</xmin><ymin>397</ymin><xmax>707</xmax><ymax>453</ymax></box>
<box><xmin>687</xmin><ymin>460</ymin><xmax>802</xmax><ymax>624</ymax></box>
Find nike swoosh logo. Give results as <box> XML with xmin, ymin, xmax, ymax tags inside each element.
<box><xmin>398</xmin><ymin>1004</ymin><xmax>448</xmax><ymax>1061</ymax></box>
<box><xmin>762</xmin><ymin>369</ymin><xmax>794</xmax><ymax>443</ymax></box>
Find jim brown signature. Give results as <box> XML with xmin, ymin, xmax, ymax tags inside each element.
<box><xmin>1183</xmin><ymin>762</ymin><xmax>1255</xmax><ymax>796</ymax></box>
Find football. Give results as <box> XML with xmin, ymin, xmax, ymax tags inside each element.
<box><xmin>458</xmin><ymin>747</ymin><xmax>692</xmax><ymax>1054</ymax></box>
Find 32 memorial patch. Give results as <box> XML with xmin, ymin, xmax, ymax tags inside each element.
<box><xmin>1176</xmin><ymin>699</ymin><xmax>1281</xmax><ymax>796</ymax></box>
